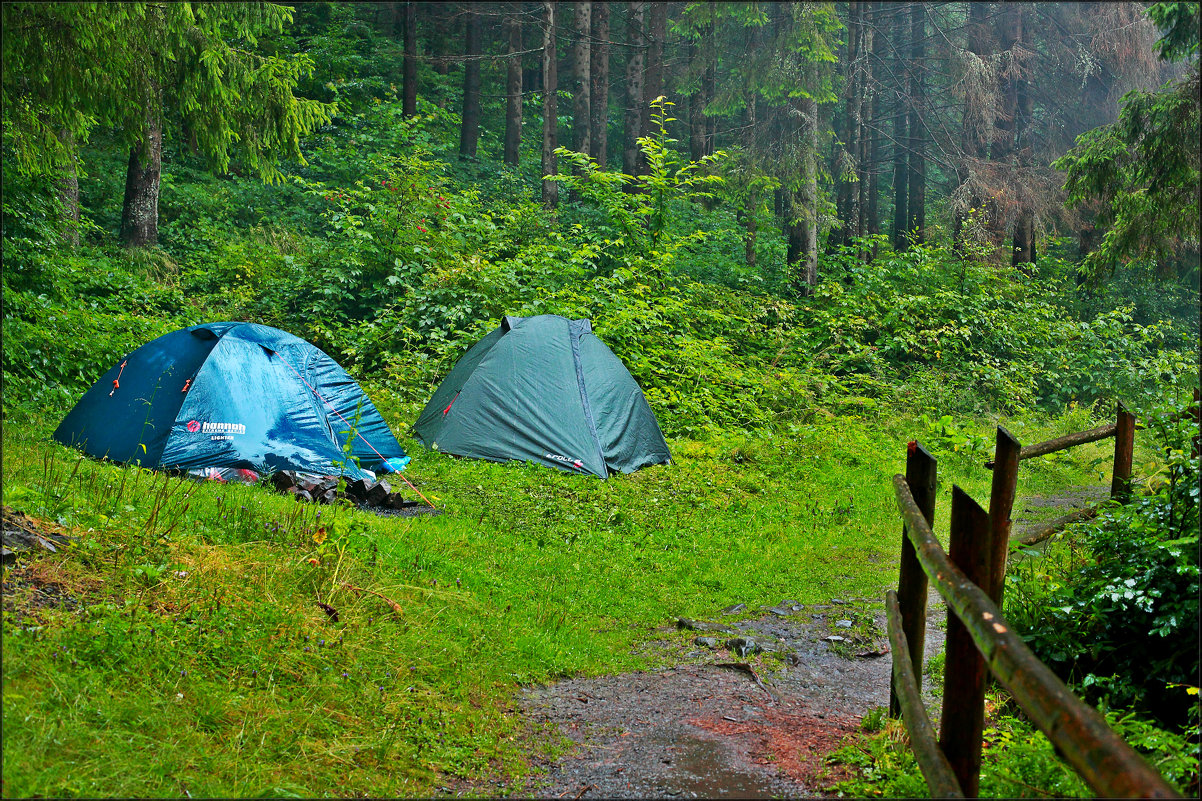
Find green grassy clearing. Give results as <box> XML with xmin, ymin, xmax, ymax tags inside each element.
<box><xmin>1</xmin><ymin>404</ymin><xmax>1127</xmax><ymax>797</ymax></box>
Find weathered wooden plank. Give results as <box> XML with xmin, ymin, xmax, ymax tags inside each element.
<box><xmin>885</xmin><ymin>590</ymin><xmax>963</xmax><ymax>799</ymax></box>
<box><xmin>939</xmin><ymin>486</ymin><xmax>992</xmax><ymax>797</ymax></box>
<box><xmin>987</xmin><ymin>427</ymin><xmax>1021</xmax><ymax>605</ymax></box>
<box><xmin>1111</xmin><ymin>402</ymin><xmax>1136</xmax><ymax>501</ymax></box>
<box><xmin>890</xmin><ymin>441</ymin><xmax>936</xmax><ymax>719</ymax></box>
<box><xmin>893</xmin><ymin>474</ymin><xmax>1180</xmax><ymax>798</ymax></box>
<box><xmin>1015</xmin><ymin>505</ymin><xmax>1101</xmax><ymax>547</ymax></box>
<box><xmin>984</xmin><ymin>422</ymin><xmax>1117</xmax><ymax>468</ymax></box>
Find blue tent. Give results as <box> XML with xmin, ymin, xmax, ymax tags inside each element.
<box><xmin>54</xmin><ymin>322</ymin><xmax>404</xmax><ymax>480</ymax></box>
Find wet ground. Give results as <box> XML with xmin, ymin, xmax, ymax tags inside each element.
<box><xmin>517</xmin><ymin>599</ymin><xmax>947</xmax><ymax>798</ymax></box>
<box><xmin>508</xmin><ymin>486</ymin><xmax>1108</xmax><ymax>798</ymax></box>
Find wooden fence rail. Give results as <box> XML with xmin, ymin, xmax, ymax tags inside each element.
<box><xmin>886</xmin><ymin>394</ymin><xmax>1200</xmax><ymax>798</ymax></box>
<box><xmin>890</xmin><ymin>475</ymin><xmax>1179</xmax><ymax>798</ymax></box>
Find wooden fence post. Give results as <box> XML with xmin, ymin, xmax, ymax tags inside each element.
<box><xmin>890</xmin><ymin>441</ymin><xmax>936</xmax><ymax>718</ymax></box>
<box><xmin>1111</xmin><ymin>402</ymin><xmax>1136</xmax><ymax>502</ymax></box>
<box><xmin>987</xmin><ymin>427</ymin><xmax>1021</xmax><ymax>605</ymax></box>
<box><xmin>939</xmin><ymin>486</ymin><xmax>991</xmax><ymax>798</ymax></box>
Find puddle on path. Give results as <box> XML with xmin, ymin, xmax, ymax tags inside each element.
<box><xmin>655</xmin><ymin>733</ymin><xmax>780</xmax><ymax>799</ymax></box>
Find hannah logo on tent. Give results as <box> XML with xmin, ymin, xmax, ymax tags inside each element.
<box><xmin>545</xmin><ymin>453</ymin><xmax>584</xmax><ymax>469</ymax></box>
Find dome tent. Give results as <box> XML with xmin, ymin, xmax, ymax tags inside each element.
<box><xmin>413</xmin><ymin>315</ymin><xmax>671</xmax><ymax>478</ymax></box>
<box><xmin>54</xmin><ymin>322</ymin><xmax>405</xmax><ymax>480</ymax></box>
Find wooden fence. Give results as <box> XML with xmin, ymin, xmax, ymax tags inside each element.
<box><xmin>886</xmin><ymin>395</ymin><xmax>1200</xmax><ymax>798</ymax></box>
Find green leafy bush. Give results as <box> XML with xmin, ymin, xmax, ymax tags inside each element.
<box><xmin>1005</xmin><ymin>395</ymin><xmax>1200</xmax><ymax>726</ymax></box>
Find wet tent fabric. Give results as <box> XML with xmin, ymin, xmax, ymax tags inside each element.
<box><xmin>413</xmin><ymin>315</ymin><xmax>671</xmax><ymax>478</ymax></box>
<box><xmin>53</xmin><ymin>322</ymin><xmax>404</xmax><ymax>480</ymax></box>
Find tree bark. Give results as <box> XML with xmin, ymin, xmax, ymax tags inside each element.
<box><xmin>687</xmin><ymin>35</ymin><xmax>706</xmax><ymax>161</ymax></box>
<box><xmin>542</xmin><ymin>1</ymin><xmax>559</xmax><ymax>208</ymax></box>
<box><xmin>793</xmin><ymin>96</ymin><xmax>820</xmax><ymax>293</ymax></box>
<box><xmin>906</xmin><ymin>0</ymin><xmax>926</xmax><ymax>244</ymax></box>
<box><xmin>120</xmin><ymin>99</ymin><xmax>163</xmax><ymax>249</ymax></box>
<box><xmin>954</xmin><ymin>0</ymin><xmax>991</xmax><ymax>252</ymax></box>
<box><xmin>504</xmin><ymin>11</ymin><xmax>523</xmax><ymax>165</ymax></box>
<box><xmin>623</xmin><ymin>2</ymin><xmax>647</xmax><ymax>178</ymax></box>
<box><xmin>1011</xmin><ymin>4</ymin><xmax>1036</xmax><ymax>269</ymax></box>
<box><xmin>639</xmin><ymin>0</ymin><xmax>666</xmax><ymax>179</ymax></box>
<box><xmin>589</xmin><ymin>2</ymin><xmax>610</xmax><ymax>165</ymax></box>
<box><xmin>571</xmin><ymin>2</ymin><xmax>591</xmax><ymax>155</ymax></box>
<box><xmin>459</xmin><ymin>6</ymin><xmax>483</xmax><ymax>158</ymax></box>
<box><xmin>403</xmin><ymin>1</ymin><xmax>417</xmax><ymax>118</ymax></box>
<box><xmin>835</xmin><ymin>1</ymin><xmax>865</xmax><ymax>251</ymax></box>
<box><xmin>865</xmin><ymin>1</ymin><xmax>886</xmax><ymax>250</ymax></box>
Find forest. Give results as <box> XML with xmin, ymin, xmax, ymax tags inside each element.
<box><xmin>2</xmin><ymin>1</ymin><xmax>1199</xmax><ymax>797</ymax></box>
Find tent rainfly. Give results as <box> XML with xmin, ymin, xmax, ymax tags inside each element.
<box><xmin>413</xmin><ymin>314</ymin><xmax>671</xmax><ymax>478</ymax></box>
<box><xmin>54</xmin><ymin>322</ymin><xmax>405</xmax><ymax>480</ymax></box>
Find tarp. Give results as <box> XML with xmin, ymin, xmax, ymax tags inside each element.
<box><xmin>413</xmin><ymin>315</ymin><xmax>671</xmax><ymax>478</ymax></box>
<box><xmin>54</xmin><ymin>322</ymin><xmax>404</xmax><ymax>480</ymax></box>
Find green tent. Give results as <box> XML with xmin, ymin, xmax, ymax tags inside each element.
<box><xmin>413</xmin><ymin>315</ymin><xmax>671</xmax><ymax>478</ymax></box>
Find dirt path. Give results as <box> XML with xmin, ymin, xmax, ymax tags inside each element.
<box><xmin>510</xmin><ymin>485</ymin><xmax>1110</xmax><ymax>798</ymax></box>
<box><xmin>515</xmin><ymin>598</ymin><xmax>946</xmax><ymax>798</ymax></box>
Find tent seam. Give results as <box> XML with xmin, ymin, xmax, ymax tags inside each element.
<box><xmin>569</xmin><ymin>321</ymin><xmax>608</xmax><ymax>478</ymax></box>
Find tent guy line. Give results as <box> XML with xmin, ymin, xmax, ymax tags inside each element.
<box><xmin>274</xmin><ymin>352</ymin><xmax>437</xmax><ymax>509</ymax></box>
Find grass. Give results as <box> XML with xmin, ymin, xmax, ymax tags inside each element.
<box><xmin>1</xmin><ymin>403</ymin><xmax>1131</xmax><ymax>797</ymax></box>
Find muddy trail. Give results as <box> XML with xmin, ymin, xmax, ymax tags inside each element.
<box><xmin>502</xmin><ymin>485</ymin><xmax>1106</xmax><ymax>799</ymax></box>
<box><xmin>515</xmin><ymin>598</ymin><xmax>947</xmax><ymax>799</ymax></box>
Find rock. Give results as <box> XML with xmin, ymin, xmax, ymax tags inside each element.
<box><xmin>272</xmin><ymin>471</ymin><xmax>298</xmax><ymax>492</ymax></box>
<box><xmin>726</xmin><ymin>637</ymin><xmax>762</xmax><ymax>658</ymax></box>
<box><xmin>389</xmin><ymin>493</ymin><xmax>416</xmax><ymax>510</ymax></box>
<box><xmin>721</xmin><ymin>603</ymin><xmax>747</xmax><ymax>615</ymax></box>
<box><xmin>365</xmin><ymin>480</ymin><xmax>392</xmax><ymax>507</ymax></box>
<box><xmin>766</xmin><ymin>603</ymin><xmax>802</xmax><ymax>617</ymax></box>
<box><xmin>344</xmin><ymin>478</ymin><xmax>370</xmax><ymax>501</ymax></box>
<box><xmin>778</xmin><ymin>599</ymin><xmax>803</xmax><ymax>611</ymax></box>
<box><xmin>290</xmin><ymin>488</ymin><xmax>313</xmax><ymax>503</ymax></box>
<box><xmin>676</xmin><ymin>618</ymin><xmax>734</xmax><ymax>634</ymax></box>
<box><xmin>835</xmin><ymin>619</ymin><xmax>853</xmax><ymax>628</ymax></box>
<box><xmin>823</xmin><ymin>635</ymin><xmax>846</xmax><ymax>642</ymax></box>
<box><xmin>316</xmin><ymin>487</ymin><xmax>337</xmax><ymax>504</ymax></box>
<box><xmin>693</xmin><ymin>636</ymin><xmax>718</xmax><ymax>648</ymax></box>
<box><xmin>830</xmin><ymin>598</ymin><xmax>849</xmax><ymax>605</ymax></box>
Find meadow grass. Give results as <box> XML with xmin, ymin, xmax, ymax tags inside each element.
<box><xmin>1</xmin><ymin>405</ymin><xmax>1129</xmax><ymax>797</ymax></box>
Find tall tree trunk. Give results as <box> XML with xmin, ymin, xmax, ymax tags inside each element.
<box><xmin>56</xmin><ymin>128</ymin><xmax>80</xmax><ymax>249</ymax></box>
<box><xmin>954</xmin><ymin>0</ymin><xmax>991</xmax><ymax>252</ymax></box>
<box><xmin>623</xmin><ymin>1</ymin><xmax>647</xmax><ymax>178</ymax></box>
<box><xmin>403</xmin><ymin>1</ymin><xmax>417</xmax><ymax>118</ymax></box>
<box><xmin>687</xmin><ymin>36</ymin><xmax>705</xmax><ymax>161</ymax></box>
<box><xmin>590</xmin><ymin>2</ymin><xmax>610</xmax><ymax>165</ymax></box>
<box><xmin>791</xmin><ymin>96</ymin><xmax>820</xmax><ymax>293</ymax></box>
<box><xmin>865</xmin><ymin>1</ymin><xmax>885</xmax><ymax>253</ymax></box>
<box><xmin>1011</xmin><ymin>4</ymin><xmax>1036</xmax><ymax>269</ymax></box>
<box><xmin>891</xmin><ymin>101</ymin><xmax>909</xmax><ymax>249</ymax></box>
<box><xmin>906</xmin><ymin>0</ymin><xmax>926</xmax><ymax>245</ymax></box>
<box><xmin>987</xmin><ymin>1</ymin><xmax>1019</xmax><ymax>248</ymax></box>
<box><xmin>639</xmin><ymin>0</ymin><xmax>666</xmax><ymax>178</ymax></box>
<box><xmin>571</xmin><ymin>2</ymin><xmax>591</xmax><ymax>155</ymax></box>
<box><xmin>504</xmin><ymin>10</ymin><xmax>523</xmax><ymax>165</ymax></box>
<box><xmin>745</xmin><ymin>187</ymin><xmax>758</xmax><ymax>270</ymax></box>
<box><xmin>459</xmin><ymin>7</ymin><xmax>483</xmax><ymax>157</ymax></box>
<box><xmin>703</xmin><ymin>4</ymin><xmax>717</xmax><ymax>154</ymax></box>
<box><xmin>120</xmin><ymin>99</ymin><xmax>162</xmax><ymax>249</ymax></box>
<box><xmin>541</xmin><ymin>1</ymin><xmax>559</xmax><ymax>208</ymax></box>
<box><xmin>835</xmin><ymin>1</ymin><xmax>865</xmax><ymax>251</ymax></box>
